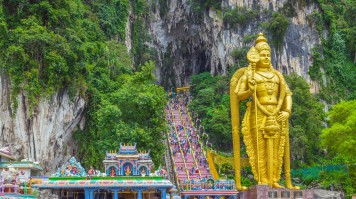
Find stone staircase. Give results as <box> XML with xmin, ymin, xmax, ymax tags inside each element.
<box><xmin>166</xmin><ymin>98</ymin><xmax>211</xmax><ymax>185</ymax></box>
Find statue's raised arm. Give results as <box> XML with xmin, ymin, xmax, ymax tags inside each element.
<box><xmin>231</xmin><ymin>33</ymin><xmax>298</xmax><ymax>190</ymax></box>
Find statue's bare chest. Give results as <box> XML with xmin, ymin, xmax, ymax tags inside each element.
<box><xmin>254</xmin><ymin>72</ymin><xmax>280</xmax><ymax>97</ymax></box>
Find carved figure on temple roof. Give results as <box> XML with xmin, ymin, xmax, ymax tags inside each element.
<box><xmin>124</xmin><ymin>166</ymin><xmax>131</xmax><ymax>176</ymax></box>
<box><xmin>110</xmin><ymin>167</ymin><xmax>116</xmax><ymax>177</ymax></box>
<box><xmin>140</xmin><ymin>167</ymin><xmax>146</xmax><ymax>176</ymax></box>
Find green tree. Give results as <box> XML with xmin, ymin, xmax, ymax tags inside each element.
<box><xmin>89</xmin><ymin>0</ymin><xmax>129</xmax><ymax>40</ymax></box>
<box><xmin>189</xmin><ymin>72</ymin><xmax>233</xmax><ymax>151</ymax></box>
<box><xmin>285</xmin><ymin>73</ymin><xmax>325</xmax><ymax>167</ymax></box>
<box><xmin>75</xmin><ymin>61</ymin><xmax>167</xmax><ymax>168</ymax></box>
<box><xmin>321</xmin><ymin>100</ymin><xmax>356</xmax><ymax>162</ymax></box>
<box><xmin>0</xmin><ymin>0</ymin><xmax>107</xmax><ymax>111</ymax></box>
<box><xmin>204</xmin><ymin>104</ymin><xmax>232</xmax><ymax>151</ymax></box>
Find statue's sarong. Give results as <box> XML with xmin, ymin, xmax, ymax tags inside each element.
<box><xmin>242</xmin><ymin>102</ymin><xmax>286</xmax><ymax>182</ymax></box>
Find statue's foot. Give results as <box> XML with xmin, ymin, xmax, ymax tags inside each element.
<box><xmin>286</xmin><ymin>184</ymin><xmax>300</xmax><ymax>190</ymax></box>
<box><xmin>272</xmin><ymin>182</ymin><xmax>285</xmax><ymax>188</ymax></box>
<box><xmin>259</xmin><ymin>178</ymin><xmax>269</xmax><ymax>185</ymax></box>
<box><xmin>286</xmin><ymin>181</ymin><xmax>300</xmax><ymax>190</ymax></box>
<box><xmin>237</xmin><ymin>186</ymin><xmax>248</xmax><ymax>191</ymax></box>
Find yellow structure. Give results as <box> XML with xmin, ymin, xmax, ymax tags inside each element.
<box><xmin>206</xmin><ymin>150</ymin><xmax>219</xmax><ymax>180</ymax></box>
<box><xmin>230</xmin><ymin>33</ymin><xmax>298</xmax><ymax>190</ymax></box>
<box><xmin>176</xmin><ymin>86</ymin><xmax>190</xmax><ymax>92</ymax></box>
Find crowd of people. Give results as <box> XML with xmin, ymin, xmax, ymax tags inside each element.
<box><xmin>166</xmin><ymin>94</ymin><xmax>212</xmax><ymax>183</ymax></box>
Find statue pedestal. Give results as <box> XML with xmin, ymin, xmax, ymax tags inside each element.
<box><xmin>239</xmin><ymin>185</ymin><xmax>314</xmax><ymax>199</ymax></box>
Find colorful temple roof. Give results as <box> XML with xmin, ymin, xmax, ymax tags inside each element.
<box><xmin>0</xmin><ymin>161</ymin><xmax>43</xmax><ymax>171</ymax></box>
<box><xmin>51</xmin><ymin>157</ymin><xmax>86</xmax><ymax>177</ymax></box>
<box><xmin>119</xmin><ymin>143</ymin><xmax>138</xmax><ymax>155</ymax></box>
<box><xmin>105</xmin><ymin>143</ymin><xmax>151</xmax><ymax>160</ymax></box>
<box><xmin>104</xmin><ymin>144</ymin><xmax>153</xmax><ymax>177</ymax></box>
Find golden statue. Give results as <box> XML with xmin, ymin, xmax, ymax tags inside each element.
<box><xmin>230</xmin><ymin>33</ymin><xmax>298</xmax><ymax>189</ymax></box>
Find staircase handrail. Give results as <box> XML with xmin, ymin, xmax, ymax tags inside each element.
<box><xmin>206</xmin><ymin>149</ymin><xmax>219</xmax><ymax>180</ymax></box>
<box><xmin>166</xmin><ymin>131</ymin><xmax>180</xmax><ymax>188</ymax></box>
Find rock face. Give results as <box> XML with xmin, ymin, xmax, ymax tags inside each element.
<box><xmin>146</xmin><ymin>0</ymin><xmax>321</xmax><ymax>91</ymax></box>
<box><xmin>0</xmin><ymin>74</ymin><xmax>85</xmax><ymax>175</ymax></box>
<box><xmin>0</xmin><ymin>0</ymin><xmax>323</xmax><ymax>176</ymax></box>
<box><xmin>313</xmin><ymin>189</ymin><xmax>343</xmax><ymax>199</ymax></box>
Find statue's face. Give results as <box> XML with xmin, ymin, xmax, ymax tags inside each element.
<box><xmin>258</xmin><ymin>50</ymin><xmax>271</xmax><ymax>68</ymax></box>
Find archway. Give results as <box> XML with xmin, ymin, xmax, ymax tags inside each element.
<box><xmin>122</xmin><ymin>162</ymin><xmax>133</xmax><ymax>176</ymax></box>
<box><xmin>106</xmin><ymin>166</ymin><xmax>118</xmax><ymax>177</ymax></box>
<box><xmin>138</xmin><ymin>166</ymin><xmax>148</xmax><ymax>176</ymax></box>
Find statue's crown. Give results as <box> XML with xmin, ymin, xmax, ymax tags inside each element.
<box><xmin>255</xmin><ymin>33</ymin><xmax>270</xmax><ymax>52</ymax></box>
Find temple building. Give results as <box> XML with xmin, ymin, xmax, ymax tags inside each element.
<box><xmin>35</xmin><ymin>144</ymin><xmax>176</xmax><ymax>199</ymax></box>
<box><xmin>103</xmin><ymin>143</ymin><xmax>153</xmax><ymax>177</ymax></box>
<box><xmin>0</xmin><ymin>146</ymin><xmax>41</xmax><ymax>199</ymax></box>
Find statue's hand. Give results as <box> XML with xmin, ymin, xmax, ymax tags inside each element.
<box><xmin>248</xmin><ymin>80</ymin><xmax>255</xmax><ymax>92</ymax></box>
<box><xmin>277</xmin><ymin>111</ymin><xmax>290</xmax><ymax>121</ymax></box>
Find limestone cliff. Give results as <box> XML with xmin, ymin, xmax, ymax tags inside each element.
<box><xmin>0</xmin><ymin>74</ymin><xmax>85</xmax><ymax>175</ymax></box>
<box><xmin>146</xmin><ymin>0</ymin><xmax>321</xmax><ymax>92</ymax></box>
<box><xmin>0</xmin><ymin>0</ymin><xmax>323</xmax><ymax>175</ymax></box>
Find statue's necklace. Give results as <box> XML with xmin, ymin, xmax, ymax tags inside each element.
<box><xmin>257</xmin><ymin>72</ymin><xmax>275</xmax><ymax>95</ymax></box>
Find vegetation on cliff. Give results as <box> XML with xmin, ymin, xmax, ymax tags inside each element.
<box><xmin>0</xmin><ymin>0</ymin><xmax>166</xmax><ymax>168</ymax></box>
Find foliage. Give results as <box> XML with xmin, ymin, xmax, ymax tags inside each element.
<box><xmin>319</xmin><ymin>31</ymin><xmax>356</xmax><ymax>103</ymax></box>
<box><xmin>308</xmin><ymin>46</ymin><xmax>323</xmax><ymax>81</ymax></box>
<box><xmin>230</xmin><ymin>47</ymin><xmax>249</xmax><ymax>68</ymax></box>
<box><xmin>0</xmin><ymin>0</ymin><xmax>106</xmax><ymax>112</ymax></box>
<box><xmin>157</xmin><ymin>0</ymin><xmax>169</xmax><ymax>17</ymax></box>
<box><xmin>189</xmin><ymin>72</ymin><xmax>232</xmax><ymax>151</ymax></box>
<box><xmin>89</xmin><ymin>0</ymin><xmax>129</xmax><ymax>40</ymax></box>
<box><xmin>306</xmin><ymin>11</ymin><xmax>325</xmax><ymax>34</ymax></box>
<box><xmin>321</xmin><ymin>100</ymin><xmax>356</xmax><ymax>162</ymax></box>
<box><xmin>190</xmin><ymin>72</ymin><xmax>218</xmax><ymax>97</ymax></box>
<box><xmin>267</xmin><ymin>12</ymin><xmax>289</xmax><ymax>52</ymax></box>
<box><xmin>280</xmin><ymin>0</ymin><xmax>297</xmax><ymax>18</ymax></box>
<box><xmin>223</xmin><ymin>7</ymin><xmax>259</xmax><ymax>28</ymax></box>
<box><xmin>74</xmin><ymin>61</ymin><xmax>167</xmax><ymax>169</ymax></box>
<box><xmin>309</xmin><ymin>0</ymin><xmax>356</xmax><ymax>103</ymax></box>
<box><xmin>242</xmin><ymin>34</ymin><xmax>258</xmax><ymax>44</ymax></box>
<box><xmin>131</xmin><ymin>0</ymin><xmax>157</xmax><ymax>67</ymax></box>
<box><xmin>316</xmin><ymin>0</ymin><xmax>355</xmax><ymax>40</ymax></box>
<box><xmin>205</xmin><ymin>103</ymin><xmax>232</xmax><ymax>150</ymax></box>
<box><xmin>285</xmin><ymin>73</ymin><xmax>325</xmax><ymax>167</ymax></box>
<box><xmin>319</xmin><ymin>170</ymin><xmax>354</xmax><ymax>197</ymax></box>
<box><xmin>190</xmin><ymin>0</ymin><xmax>221</xmax><ymax>14</ymax></box>
<box><xmin>291</xmin><ymin>160</ymin><xmax>355</xmax><ymax>196</ymax></box>
<box><xmin>219</xmin><ymin>162</ymin><xmax>233</xmax><ymax>176</ymax></box>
